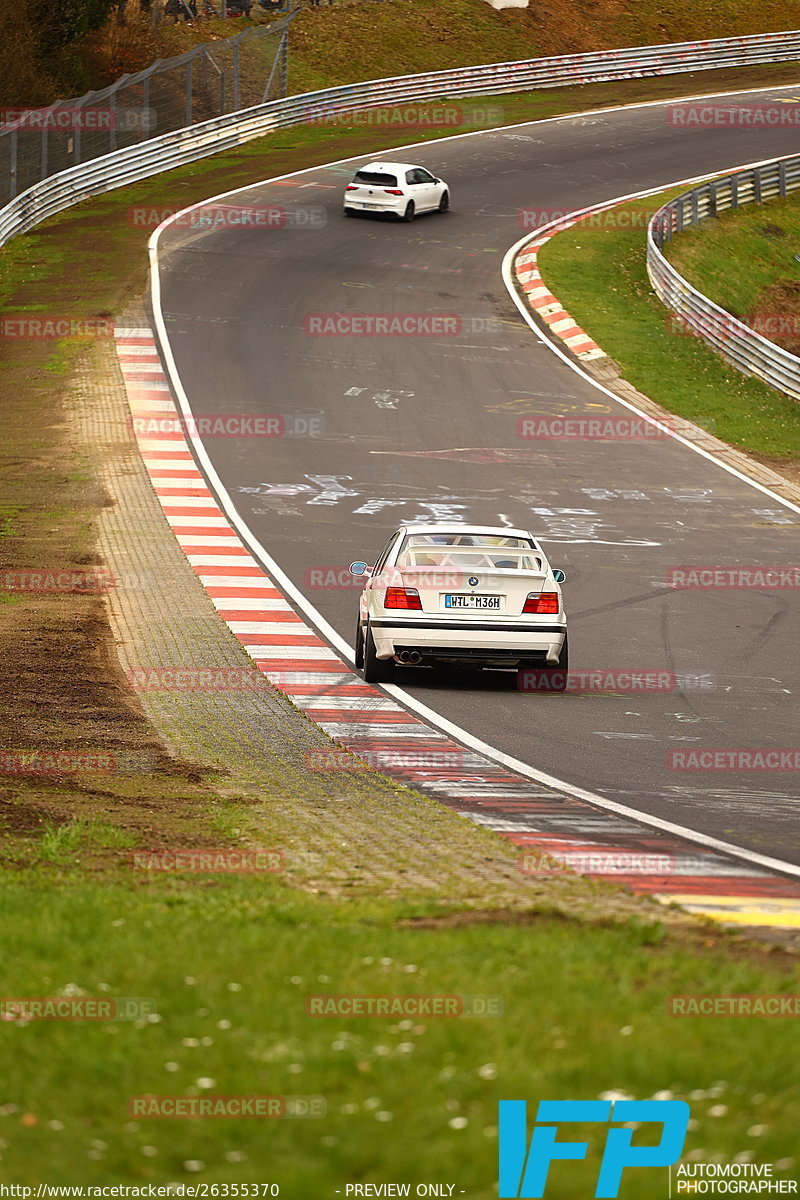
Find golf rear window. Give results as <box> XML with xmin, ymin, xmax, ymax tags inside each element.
<box><xmin>353</xmin><ymin>171</ymin><xmax>398</xmax><ymax>186</ymax></box>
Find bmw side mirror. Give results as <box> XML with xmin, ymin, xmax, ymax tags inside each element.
<box><xmin>349</xmin><ymin>561</ymin><xmax>369</xmax><ymax>576</ymax></box>
<box><xmin>553</xmin><ymin>569</ymin><xmax>566</xmax><ymax>583</ymax></box>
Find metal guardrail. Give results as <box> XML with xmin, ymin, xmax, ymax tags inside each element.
<box><xmin>648</xmin><ymin>156</ymin><xmax>800</xmax><ymax>402</ymax></box>
<box><xmin>3</xmin><ymin>29</ymin><xmax>800</xmax><ymax>250</ymax></box>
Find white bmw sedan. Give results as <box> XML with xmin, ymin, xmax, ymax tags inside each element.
<box><xmin>350</xmin><ymin>524</ymin><xmax>568</xmax><ymax>683</ymax></box>
<box><xmin>343</xmin><ymin>161</ymin><xmax>450</xmax><ymax>222</ymax></box>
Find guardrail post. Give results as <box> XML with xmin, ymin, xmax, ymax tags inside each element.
<box><xmin>9</xmin><ymin>127</ymin><xmax>18</xmax><ymax>200</ymax></box>
<box><xmin>186</xmin><ymin>57</ymin><xmax>193</xmax><ymax>126</ymax></box>
<box><xmin>709</xmin><ymin>182</ymin><xmax>717</xmax><ymax>217</ymax></box>
<box><xmin>141</xmin><ymin>75</ymin><xmax>150</xmax><ymax>143</ymax></box>
<box><xmin>730</xmin><ymin>176</ymin><xmax>738</xmax><ymax>210</ymax></box>
<box><xmin>233</xmin><ymin>40</ymin><xmax>241</xmax><ymax>111</ymax></box>
<box><xmin>779</xmin><ymin>160</ymin><xmax>787</xmax><ymax>197</ymax></box>
<box><xmin>691</xmin><ymin>189</ymin><xmax>698</xmax><ymax>224</ymax></box>
<box><xmin>676</xmin><ymin>199</ymin><xmax>684</xmax><ymax>233</ymax></box>
<box><xmin>279</xmin><ymin>30</ymin><xmax>289</xmax><ymax>98</ymax></box>
<box><xmin>754</xmin><ymin>167</ymin><xmax>762</xmax><ymax>204</ymax></box>
<box><xmin>109</xmin><ymin>91</ymin><xmax>117</xmax><ymax>153</ymax></box>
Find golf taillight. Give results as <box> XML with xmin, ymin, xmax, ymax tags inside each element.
<box><xmin>346</xmin><ymin>184</ymin><xmax>359</xmax><ymax>191</ymax></box>
<box><xmin>384</xmin><ymin>188</ymin><xmax>403</xmax><ymax>195</ymax></box>
<box><xmin>523</xmin><ymin>591</ymin><xmax>559</xmax><ymax>614</ymax></box>
<box><xmin>384</xmin><ymin>587</ymin><xmax>422</xmax><ymax>610</ymax></box>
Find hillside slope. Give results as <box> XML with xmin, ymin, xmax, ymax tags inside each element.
<box><xmin>288</xmin><ymin>0</ymin><xmax>800</xmax><ymax>93</ymax></box>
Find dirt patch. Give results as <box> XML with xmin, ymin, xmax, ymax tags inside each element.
<box><xmin>749</xmin><ymin>451</ymin><xmax>800</xmax><ymax>486</ymax></box>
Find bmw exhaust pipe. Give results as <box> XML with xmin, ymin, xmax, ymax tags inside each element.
<box><xmin>396</xmin><ymin>650</ymin><xmax>422</xmax><ymax>665</ymax></box>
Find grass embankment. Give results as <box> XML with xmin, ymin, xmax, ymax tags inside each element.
<box><xmin>1</xmin><ymin>872</ymin><xmax>799</xmax><ymax>1187</ymax></box>
<box><xmin>537</xmin><ymin>191</ymin><xmax>800</xmax><ymax>470</ymax></box>
<box><xmin>3</xmin><ymin>71</ymin><xmax>800</xmax><ymax>1186</ymax></box>
<box><xmin>287</xmin><ymin>0</ymin><xmax>800</xmax><ymax>96</ymax></box>
<box><xmin>667</xmin><ymin>192</ymin><xmax>800</xmax><ymax>357</ymax></box>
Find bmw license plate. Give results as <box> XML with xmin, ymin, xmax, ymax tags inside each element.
<box><xmin>443</xmin><ymin>594</ymin><xmax>501</xmax><ymax>610</ymax></box>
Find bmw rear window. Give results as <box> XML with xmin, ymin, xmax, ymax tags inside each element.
<box><xmin>353</xmin><ymin>171</ymin><xmax>398</xmax><ymax>186</ymax></box>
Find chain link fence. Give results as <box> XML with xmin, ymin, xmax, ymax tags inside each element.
<box><xmin>0</xmin><ymin>14</ymin><xmax>293</xmax><ymax>207</ymax></box>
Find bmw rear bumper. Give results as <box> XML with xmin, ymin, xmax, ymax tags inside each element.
<box><xmin>367</xmin><ymin>618</ymin><xmax>567</xmax><ymax>666</ymax></box>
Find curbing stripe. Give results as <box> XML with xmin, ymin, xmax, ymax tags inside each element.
<box><xmin>513</xmin><ymin>212</ymin><xmax>609</xmax><ymax>360</ymax></box>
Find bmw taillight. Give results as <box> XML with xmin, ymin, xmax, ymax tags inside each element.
<box><xmin>383</xmin><ymin>188</ymin><xmax>403</xmax><ymax>195</ymax></box>
<box><xmin>384</xmin><ymin>587</ymin><xmax>422</xmax><ymax>610</ymax></box>
<box><xmin>523</xmin><ymin>592</ymin><xmax>559</xmax><ymax>614</ymax></box>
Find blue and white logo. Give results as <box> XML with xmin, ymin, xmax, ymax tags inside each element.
<box><xmin>498</xmin><ymin>1099</ymin><xmax>689</xmax><ymax>1198</ymax></box>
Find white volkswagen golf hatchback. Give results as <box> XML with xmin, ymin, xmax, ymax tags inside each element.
<box><xmin>350</xmin><ymin>524</ymin><xmax>568</xmax><ymax>683</ymax></box>
<box><xmin>343</xmin><ymin>161</ymin><xmax>450</xmax><ymax>221</ymax></box>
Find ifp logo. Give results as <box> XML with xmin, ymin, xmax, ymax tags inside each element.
<box><xmin>498</xmin><ymin>1099</ymin><xmax>689</xmax><ymax>1197</ymax></box>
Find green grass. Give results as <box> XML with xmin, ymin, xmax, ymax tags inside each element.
<box><xmin>37</xmin><ymin>820</ymin><xmax>139</xmax><ymax>864</ymax></box>
<box><xmin>667</xmin><ymin>192</ymin><xmax>800</xmax><ymax>320</ymax></box>
<box><xmin>538</xmin><ymin>192</ymin><xmax>800</xmax><ymax>460</ymax></box>
<box><xmin>0</xmin><ymin>874</ymin><xmax>798</xmax><ymax>1189</ymax></box>
<box><xmin>286</xmin><ymin>0</ymin><xmax>800</xmax><ymax>97</ymax></box>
